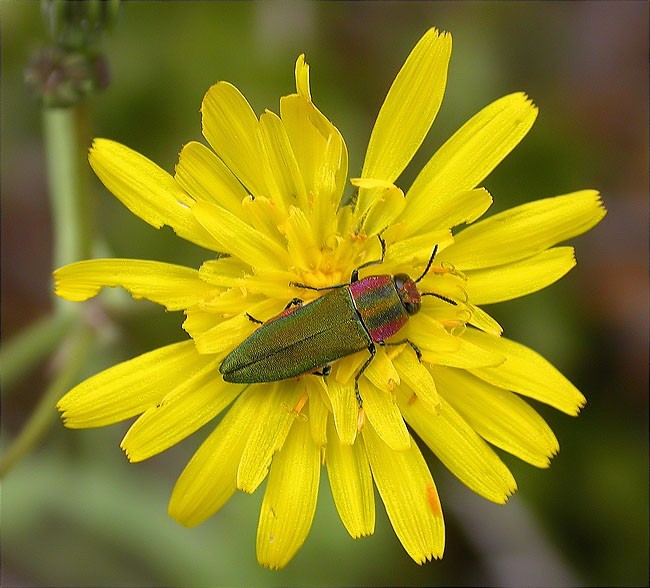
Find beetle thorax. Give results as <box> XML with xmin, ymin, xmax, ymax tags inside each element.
<box><xmin>393</xmin><ymin>273</ymin><xmax>422</xmax><ymax>315</ymax></box>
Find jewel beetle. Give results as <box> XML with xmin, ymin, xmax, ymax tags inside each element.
<box><xmin>219</xmin><ymin>237</ymin><xmax>455</xmax><ymax>404</ymax></box>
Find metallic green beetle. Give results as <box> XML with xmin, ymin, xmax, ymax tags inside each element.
<box><xmin>219</xmin><ymin>239</ymin><xmax>454</xmax><ymax>402</ymax></box>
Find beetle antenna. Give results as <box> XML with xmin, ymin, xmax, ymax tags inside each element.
<box><xmin>421</xmin><ymin>292</ymin><xmax>457</xmax><ymax>306</ymax></box>
<box><xmin>414</xmin><ymin>245</ymin><xmax>439</xmax><ymax>283</ymax></box>
<box><xmin>415</xmin><ymin>244</ymin><xmax>457</xmax><ymax>305</ymax></box>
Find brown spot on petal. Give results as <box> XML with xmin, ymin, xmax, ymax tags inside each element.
<box><xmin>426</xmin><ymin>483</ymin><xmax>442</xmax><ymax>517</ymax></box>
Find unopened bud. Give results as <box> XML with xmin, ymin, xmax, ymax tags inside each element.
<box><xmin>25</xmin><ymin>46</ymin><xmax>110</xmax><ymax>107</ymax></box>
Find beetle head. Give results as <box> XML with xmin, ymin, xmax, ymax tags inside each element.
<box><xmin>393</xmin><ymin>273</ymin><xmax>422</xmax><ymax>315</ymax></box>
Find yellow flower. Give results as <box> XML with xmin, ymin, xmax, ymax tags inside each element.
<box><xmin>55</xmin><ymin>28</ymin><xmax>606</xmax><ymax>569</ymax></box>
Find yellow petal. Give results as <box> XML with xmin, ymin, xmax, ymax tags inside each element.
<box><xmin>333</xmin><ymin>352</ymin><xmax>367</xmax><ymax>387</ymax></box>
<box><xmin>257</xmin><ymin>109</ymin><xmax>308</xmax><ymax>213</ymax></box>
<box><xmin>294</xmin><ymin>54</ymin><xmax>311</xmax><ymax>99</ymax></box>
<box><xmin>284</xmin><ymin>205</ymin><xmax>321</xmax><ymax>270</ymax></box>
<box><xmin>325</xmin><ymin>416</ymin><xmax>375</xmax><ymax>538</ymax></box>
<box><xmin>201</xmin><ymin>82</ymin><xmax>268</xmax><ymax>198</ymax></box>
<box><xmin>89</xmin><ymin>139</ymin><xmax>219</xmax><ymax>250</ymax></box>
<box><xmin>350</xmin><ymin>181</ymin><xmax>406</xmax><ymax>236</ymax></box>
<box><xmin>399</xmin><ymin>187</ymin><xmax>493</xmax><ymax>234</ymax></box>
<box><xmin>280</xmin><ymin>94</ymin><xmax>348</xmax><ymax>212</ymax></box>
<box><xmin>466</xmin><ymin>303</ymin><xmax>503</xmax><ymax>336</ymax></box>
<box><xmin>188</xmin><ymin>298</ymin><xmax>282</xmax><ymax>354</ymax></box>
<box><xmin>312</xmin><ymin>132</ymin><xmax>346</xmax><ymax>242</ymax></box>
<box><xmin>392</xmin><ymin>348</ymin><xmax>441</xmax><ymax>414</ymax></box>
<box><xmin>168</xmin><ymin>385</ymin><xmax>260</xmax><ymax>527</ymax></box>
<box><xmin>306</xmin><ymin>378</ymin><xmax>329</xmax><ymax>446</ymax></box>
<box><xmin>325</xmin><ymin>376</ymin><xmax>358</xmax><ymax>445</ymax></box>
<box><xmin>256</xmin><ymin>417</ymin><xmax>321</xmax><ymax>570</ymax></box>
<box><xmin>193</xmin><ymin>287</ymin><xmax>261</xmax><ymax>316</ymax></box>
<box><xmin>400</xmin><ymin>93</ymin><xmax>538</xmax><ymax>237</ymax></box>
<box><xmin>362</xmin><ymin>423</ymin><xmax>445</xmax><ymax>563</ymax></box>
<box><xmin>463</xmin><ymin>329</ymin><xmax>586</xmax><ymax>415</ymax></box>
<box><xmin>466</xmin><ymin>246</ymin><xmax>576</xmax><ymax>305</ymax></box>
<box><xmin>380</xmin><ymin>229</ymin><xmax>452</xmax><ymax>277</ymax></box>
<box><xmin>192</xmin><ymin>199</ymin><xmax>291</xmax><ymax>270</ymax></box>
<box><xmin>364</xmin><ymin>345</ymin><xmax>400</xmax><ymax>393</ymax></box>
<box><xmin>359</xmin><ymin>378</ymin><xmax>410</xmax><ymax>451</ymax></box>
<box><xmin>198</xmin><ymin>257</ymin><xmax>250</xmax><ymax>287</ymax></box>
<box><xmin>53</xmin><ymin>259</ymin><xmax>215</xmax><ymax>310</ymax></box>
<box><xmin>436</xmin><ymin>368</ymin><xmax>559</xmax><ymax>468</ymax></box>
<box><xmin>442</xmin><ymin>190</ymin><xmax>606</xmax><ymax>270</ymax></box>
<box><xmin>416</xmin><ymin>267</ymin><xmax>468</xmax><ymax>307</ymax></box>
<box><xmin>398</xmin><ymin>390</ymin><xmax>517</xmax><ymax>503</ymax></box>
<box><xmin>406</xmin><ymin>314</ymin><xmax>462</xmax><ymax>354</ymax></box>
<box><xmin>187</xmin><ymin>313</ymin><xmax>251</xmax><ymax>355</ymax></box>
<box><xmin>437</xmin><ymin>187</ymin><xmax>494</xmax><ymax>228</ymax></box>
<box><xmin>358</xmin><ymin>29</ymin><xmax>452</xmax><ymax>214</ymax></box>
<box><xmin>408</xmin><ymin>316</ymin><xmax>504</xmax><ymax>368</ymax></box>
<box><xmin>420</xmin><ymin>298</ymin><xmax>472</xmax><ymax>332</ymax></box>
<box><xmin>174</xmin><ymin>141</ymin><xmax>248</xmax><ymax>215</ymax></box>
<box><xmin>57</xmin><ymin>341</ymin><xmax>204</xmax><ymax>428</ymax></box>
<box><xmin>240</xmin><ymin>195</ymin><xmax>286</xmax><ymax>246</ymax></box>
<box><xmin>240</xmin><ymin>270</ymin><xmax>305</xmax><ymax>301</ymax></box>
<box><xmin>237</xmin><ymin>382</ymin><xmax>304</xmax><ymax>493</ymax></box>
<box><xmin>121</xmin><ymin>367</ymin><xmax>243</xmax><ymax>462</ymax></box>
<box><xmin>420</xmin><ymin>341</ymin><xmax>503</xmax><ymax>370</ymax></box>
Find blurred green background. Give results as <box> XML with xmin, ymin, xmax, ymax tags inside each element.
<box><xmin>2</xmin><ymin>1</ymin><xmax>648</xmax><ymax>586</ymax></box>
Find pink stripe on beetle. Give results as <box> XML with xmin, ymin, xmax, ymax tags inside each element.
<box><xmin>348</xmin><ymin>274</ymin><xmax>392</xmax><ymax>298</ymax></box>
<box><xmin>368</xmin><ymin>316</ymin><xmax>407</xmax><ymax>342</ymax></box>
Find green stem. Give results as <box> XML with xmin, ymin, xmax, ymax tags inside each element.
<box><xmin>0</xmin><ymin>105</ymin><xmax>93</xmax><ymax>389</ymax></box>
<box><xmin>0</xmin><ymin>312</ymin><xmax>76</xmax><ymax>391</ymax></box>
<box><xmin>0</xmin><ymin>100</ymin><xmax>98</xmax><ymax>475</ymax></box>
<box><xmin>43</xmin><ymin>104</ymin><xmax>93</xmax><ymax>276</ymax></box>
<box><xmin>0</xmin><ymin>325</ymin><xmax>95</xmax><ymax>479</ymax></box>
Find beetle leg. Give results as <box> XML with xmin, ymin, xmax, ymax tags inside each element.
<box><xmin>312</xmin><ymin>364</ymin><xmax>331</xmax><ymax>378</ymax></box>
<box><xmin>353</xmin><ymin>343</ymin><xmax>376</xmax><ymax>407</ymax></box>
<box><xmin>380</xmin><ymin>339</ymin><xmax>423</xmax><ymax>362</ymax></box>
<box><xmin>284</xmin><ymin>297</ymin><xmax>303</xmax><ymax>310</ymax></box>
<box><xmin>245</xmin><ymin>312</ymin><xmax>264</xmax><ymax>325</ymax></box>
<box><xmin>247</xmin><ymin>298</ymin><xmax>304</xmax><ymax>328</ymax></box>
<box><xmin>289</xmin><ymin>281</ymin><xmax>348</xmax><ymax>291</ymax></box>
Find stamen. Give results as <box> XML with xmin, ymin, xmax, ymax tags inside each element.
<box><xmin>293</xmin><ymin>393</ymin><xmax>308</xmax><ymax>413</ymax></box>
<box><xmin>449</xmin><ymin>324</ymin><xmax>467</xmax><ymax>337</ymax></box>
<box><xmin>427</xmin><ymin>262</ymin><xmax>466</xmax><ymax>281</ymax></box>
<box><xmin>440</xmin><ymin>319</ymin><xmax>466</xmax><ymax>329</ymax></box>
<box><xmin>282</xmin><ymin>394</ymin><xmax>309</xmax><ymax>421</ymax></box>
<box><xmin>427</xmin><ymin>265</ymin><xmax>453</xmax><ymax>275</ymax></box>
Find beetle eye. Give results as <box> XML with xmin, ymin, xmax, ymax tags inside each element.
<box><xmin>394</xmin><ymin>273</ymin><xmax>409</xmax><ymax>291</ymax></box>
<box><xmin>393</xmin><ymin>273</ymin><xmax>421</xmax><ymax>315</ymax></box>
